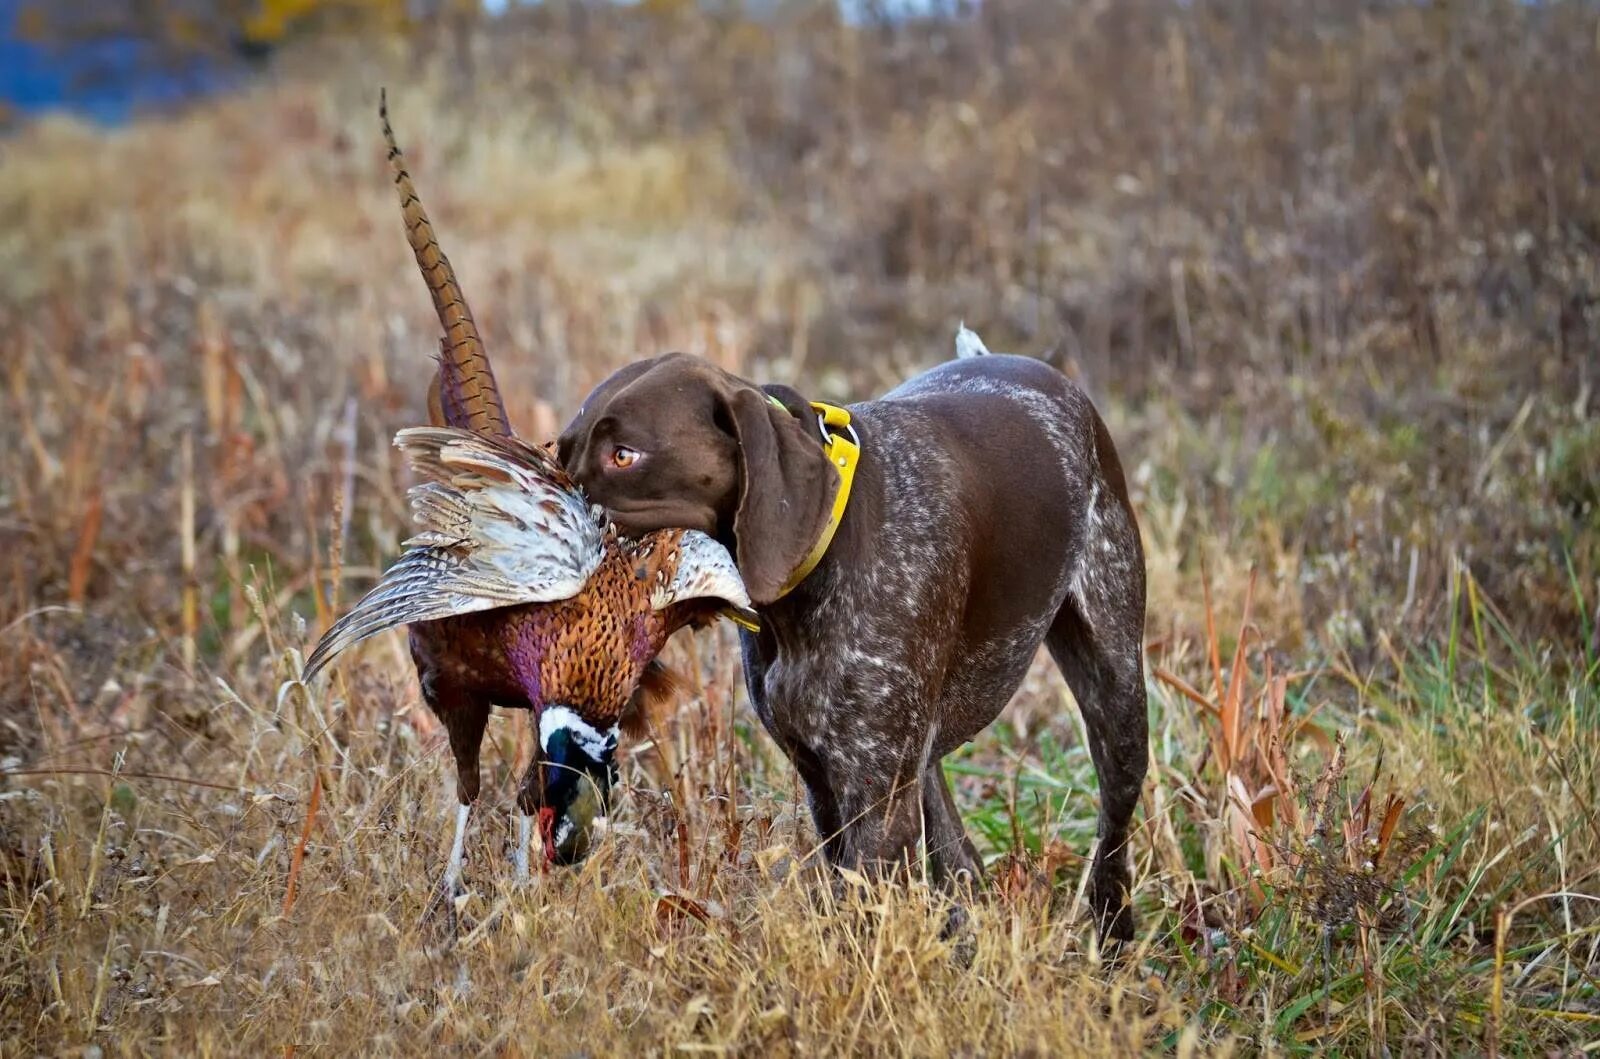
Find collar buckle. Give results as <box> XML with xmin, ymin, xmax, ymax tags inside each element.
<box><xmin>811</xmin><ymin>400</ymin><xmax>860</xmax><ymax>453</ymax></box>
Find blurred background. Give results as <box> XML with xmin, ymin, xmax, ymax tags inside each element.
<box><xmin>1</xmin><ymin>2</ymin><xmax>1597</xmax><ymax>1051</ymax></box>
<box><xmin>3</xmin><ymin>0</ymin><xmax>1594</xmax><ymax>657</ymax></box>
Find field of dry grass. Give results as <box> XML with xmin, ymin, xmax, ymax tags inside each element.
<box><xmin>2</xmin><ymin>2</ymin><xmax>1597</xmax><ymax>1054</ymax></box>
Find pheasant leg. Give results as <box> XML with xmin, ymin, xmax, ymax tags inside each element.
<box><xmin>443</xmin><ymin>801</ymin><xmax>471</xmax><ymax>894</ymax></box>
<box><xmin>515</xmin><ymin>733</ymin><xmax>549</xmax><ymax>882</ymax></box>
<box><xmin>515</xmin><ymin>811</ymin><xmax>533</xmax><ymax>883</ymax></box>
<box><xmin>417</xmin><ymin>664</ymin><xmax>490</xmax><ymax>900</ymax></box>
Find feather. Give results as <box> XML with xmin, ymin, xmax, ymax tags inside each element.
<box><xmin>381</xmin><ymin>90</ymin><xmax>510</xmax><ymax>437</ymax></box>
<box><xmin>651</xmin><ymin>530</ymin><xmax>753</xmax><ymax>617</ymax></box>
<box><xmin>300</xmin><ymin>426</ymin><xmax>605</xmax><ymax>682</ymax></box>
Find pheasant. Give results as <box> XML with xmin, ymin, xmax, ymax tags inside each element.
<box><xmin>301</xmin><ymin>94</ymin><xmax>753</xmax><ymax>890</ymax></box>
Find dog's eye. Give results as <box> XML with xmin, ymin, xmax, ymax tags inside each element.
<box><xmin>611</xmin><ymin>446</ymin><xmax>641</xmax><ymax>469</ymax></box>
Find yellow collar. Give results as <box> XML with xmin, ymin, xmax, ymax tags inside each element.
<box><xmin>778</xmin><ymin>400</ymin><xmax>860</xmax><ymax>598</ymax></box>
<box><xmin>724</xmin><ymin>399</ymin><xmax>859</xmax><ymax>630</ymax></box>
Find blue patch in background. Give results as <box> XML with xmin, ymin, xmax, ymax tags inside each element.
<box><xmin>0</xmin><ymin>0</ymin><xmax>225</xmax><ymax>123</ymax></box>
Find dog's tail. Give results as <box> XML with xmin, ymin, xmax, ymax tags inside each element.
<box><xmin>954</xmin><ymin>322</ymin><xmax>991</xmax><ymax>359</ymax></box>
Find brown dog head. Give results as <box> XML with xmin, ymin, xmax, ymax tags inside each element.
<box><xmin>557</xmin><ymin>353</ymin><xmax>839</xmax><ymax>606</ymax></box>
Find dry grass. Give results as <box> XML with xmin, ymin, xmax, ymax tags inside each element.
<box><xmin>2</xmin><ymin>2</ymin><xmax>1598</xmax><ymax>1054</ymax></box>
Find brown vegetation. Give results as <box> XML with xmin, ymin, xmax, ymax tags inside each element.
<box><xmin>1</xmin><ymin>1</ymin><xmax>1595</xmax><ymax>1053</ymax></box>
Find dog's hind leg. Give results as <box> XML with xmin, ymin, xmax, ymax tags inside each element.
<box><xmin>1045</xmin><ymin>490</ymin><xmax>1148</xmax><ymax>944</ymax></box>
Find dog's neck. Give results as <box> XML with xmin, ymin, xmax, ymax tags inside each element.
<box><xmin>757</xmin><ymin>411</ymin><xmax>882</xmax><ymax>622</ymax></box>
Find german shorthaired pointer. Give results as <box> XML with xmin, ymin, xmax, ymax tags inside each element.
<box><xmin>558</xmin><ymin>329</ymin><xmax>1148</xmax><ymax>941</ymax></box>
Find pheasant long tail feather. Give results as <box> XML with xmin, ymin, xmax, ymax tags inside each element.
<box><xmin>380</xmin><ymin>89</ymin><xmax>511</xmax><ymax>437</ymax></box>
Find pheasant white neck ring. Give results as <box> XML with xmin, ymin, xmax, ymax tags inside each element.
<box><xmin>539</xmin><ymin>705</ymin><xmax>618</xmax><ymax>759</ymax></box>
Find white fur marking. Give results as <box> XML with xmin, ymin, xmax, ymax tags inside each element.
<box><xmin>955</xmin><ymin>323</ymin><xmax>990</xmax><ymax>359</ymax></box>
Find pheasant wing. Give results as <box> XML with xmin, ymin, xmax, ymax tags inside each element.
<box><xmin>302</xmin><ymin>427</ymin><xmax>604</xmax><ymax>682</ymax></box>
<box><xmin>651</xmin><ymin>530</ymin><xmax>757</xmax><ymax>627</ymax></box>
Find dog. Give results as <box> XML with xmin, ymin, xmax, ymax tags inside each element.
<box><xmin>558</xmin><ymin>328</ymin><xmax>1148</xmax><ymax>941</ymax></box>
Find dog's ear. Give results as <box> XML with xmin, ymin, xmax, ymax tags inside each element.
<box><xmin>759</xmin><ymin>383</ymin><xmax>821</xmax><ymax>428</ymax></box>
<box><xmin>720</xmin><ymin>384</ymin><xmax>838</xmax><ymax>605</ymax></box>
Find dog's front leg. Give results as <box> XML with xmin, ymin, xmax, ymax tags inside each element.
<box><xmin>744</xmin><ymin>635</ymin><xmax>938</xmax><ymax>881</ymax></box>
<box><xmin>737</xmin><ymin>628</ymin><xmax>779</xmax><ymax>736</ymax></box>
<box><xmin>792</xmin><ymin>741</ymin><xmax>928</xmax><ymax>881</ymax></box>
<box><xmin>921</xmin><ymin>761</ymin><xmax>983</xmax><ymax>890</ymax></box>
